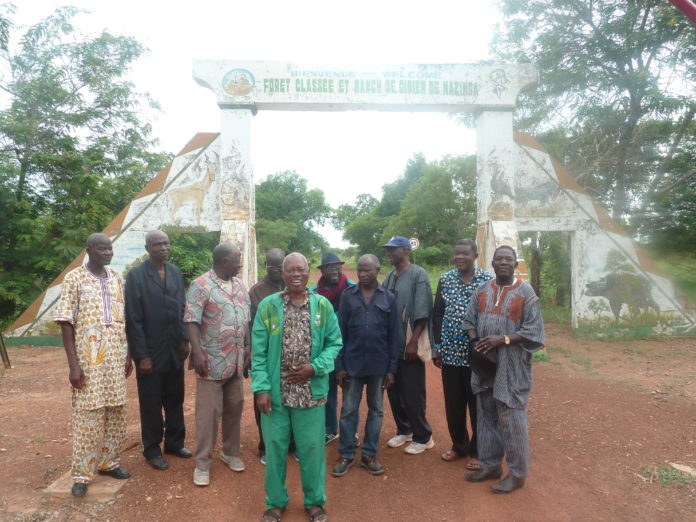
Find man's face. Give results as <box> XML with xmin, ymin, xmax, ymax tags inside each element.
<box><xmin>283</xmin><ymin>257</ymin><xmax>309</xmax><ymax>293</ymax></box>
<box><xmin>385</xmin><ymin>246</ymin><xmax>408</xmax><ymax>266</ymax></box>
<box><xmin>320</xmin><ymin>263</ymin><xmax>342</xmax><ymax>285</ymax></box>
<box><xmin>265</xmin><ymin>257</ymin><xmax>284</xmax><ymax>283</ymax></box>
<box><xmin>87</xmin><ymin>237</ymin><xmax>113</xmax><ymax>267</ymax></box>
<box><xmin>357</xmin><ymin>260</ymin><xmax>379</xmax><ymax>286</ymax></box>
<box><xmin>145</xmin><ymin>232</ymin><xmax>170</xmax><ymax>263</ymax></box>
<box><xmin>453</xmin><ymin>244</ymin><xmax>476</xmax><ymax>272</ymax></box>
<box><xmin>223</xmin><ymin>254</ymin><xmax>242</xmax><ymax>278</ymax></box>
<box><xmin>491</xmin><ymin>249</ymin><xmax>517</xmax><ymax>279</ymax></box>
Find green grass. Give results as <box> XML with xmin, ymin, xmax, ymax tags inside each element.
<box><xmin>3</xmin><ymin>336</ymin><xmax>63</xmax><ymax>347</ymax></box>
<box><xmin>641</xmin><ymin>466</ymin><xmax>694</xmax><ymax>487</ymax></box>
<box><xmin>533</xmin><ymin>349</ymin><xmax>549</xmax><ymax>362</ymax></box>
<box><xmin>571</xmin><ymin>357</ymin><xmax>591</xmax><ymax>367</ymax></box>
<box><xmin>574</xmin><ymin>326</ymin><xmax>655</xmax><ymax>341</ymax></box>
<box><xmin>546</xmin><ymin>345</ymin><xmax>572</xmax><ymax>357</ymax></box>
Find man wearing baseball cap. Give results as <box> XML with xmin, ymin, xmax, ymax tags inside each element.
<box><xmin>381</xmin><ymin>236</ymin><xmax>434</xmax><ymax>455</ymax></box>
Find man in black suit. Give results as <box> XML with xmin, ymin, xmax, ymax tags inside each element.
<box><xmin>125</xmin><ymin>230</ymin><xmax>191</xmax><ymax>470</ymax></box>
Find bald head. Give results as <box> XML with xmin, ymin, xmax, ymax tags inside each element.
<box><xmin>265</xmin><ymin>248</ymin><xmax>286</xmax><ymax>283</ymax></box>
<box><xmin>86</xmin><ymin>233</ymin><xmax>110</xmax><ymax>249</ymax></box>
<box><xmin>357</xmin><ymin>253</ymin><xmax>380</xmax><ymax>288</ymax></box>
<box><xmin>145</xmin><ymin>230</ymin><xmax>168</xmax><ymax>246</ymax></box>
<box><xmin>213</xmin><ymin>242</ymin><xmax>241</xmax><ymax>265</ymax></box>
<box><xmin>358</xmin><ymin>253</ymin><xmax>380</xmax><ymax>268</ymax></box>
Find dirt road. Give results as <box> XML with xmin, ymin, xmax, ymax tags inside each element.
<box><xmin>1</xmin><ymin>322</ymin><xmax>695</xmax><ymax>521</ymax></box>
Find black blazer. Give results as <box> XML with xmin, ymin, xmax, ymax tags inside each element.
<box><xmin>125</xmin><ymin>260</ymin><xmax>186</xmax><ymax>372</ymax></box>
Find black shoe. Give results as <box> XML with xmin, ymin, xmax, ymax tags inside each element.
<box><xmin>331</xmin><ymin>457</ymin><xmax>354</xmax><ymax>477</ymax></box>
<box><xmin>325</xmin><ymin>433</ymin><xmax>339</xmax><ymax>445</ymax></box>
<box><xmin>146</xmin><ymin>455</ymin><xmax>169</xmax><ymax>470</ymax></box>
<box><xmin>71</xmin><ymin>482</ymin><xmax>88</xmax><ymax>497</ymax></box>
<box><xmin>164</xmin><ymin>447</ymin><xmax>192</xmax><ymax>458</ymax></box>
<box><xmin>491</xmin><ymin>474</ymin><xmax>525</xmax><ymax>493</ymax></box>
<box><xmin>97</xmin><ymin>466</ymin><xmax>131</xmax><ymax>479</ymax></box>
<box><xmin>360</xmin><ymin>455</ymin><xmax>384</xmax><ymax>475</ymax></box>
<box><xmin>465</xmin><ymin>466</ymin><xmax>503</xmax><ymax>482</ymax></box>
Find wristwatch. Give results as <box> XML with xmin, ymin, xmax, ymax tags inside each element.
<box><xmin>504</xmin><ymin>335</ymin><xmax>510</xmax><ymax>345</ymax></box>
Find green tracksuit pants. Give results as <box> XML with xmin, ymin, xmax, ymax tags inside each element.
<box><xmin>260</xmin><ymin>403</ymin><xmax>327</xmax><ymax>509</ymax></box>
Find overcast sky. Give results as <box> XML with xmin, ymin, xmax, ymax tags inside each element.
<box><xmin>16</xmin><ymin>1</ymin><xmax>502</xmax><ymax>245</ymax></box>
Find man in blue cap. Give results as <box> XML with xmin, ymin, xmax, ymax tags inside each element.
<box><xmin>311</xmin><ymin>252</ymin><xmax>355</xmax><ymax>444</ymax></box>
<box><xmin>382</xmin><ymin>236</ymin><xmax>434</xmax><ymax>455</ymax></box>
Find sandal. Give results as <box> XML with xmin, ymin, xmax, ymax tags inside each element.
<box><xmin>306</xmin><ymin>506</ymin><xmax>329</xmax><ymax>522</ymax></box>
<box><xmin>441</xmin><ymin>449</ymin><xmax>461</xmax><ymax>462</ymax></box>
<box><xmin>262</xmin><ymin>509</ymin><xmax>282</xmax><ymax>522</ymax></box>
<box><xmin>466</xmin><ymin>458</ymin><xmax>481</xmax><ymax>470</ymax></box>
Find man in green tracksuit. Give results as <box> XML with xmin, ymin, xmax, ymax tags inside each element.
<box><xmin>252</xmin><ymin>252</ymin><xmax>342</xmax><ymax>522</ymax></box>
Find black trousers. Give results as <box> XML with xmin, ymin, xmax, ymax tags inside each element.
<box><xmin>136</xmin><ymin>367</ymin><xmax>186</xmax><ymax>459</ymax></box>
<box><xmin>387</xmin><ymin>358</ymin><xmax>432</xmax><ymax>444</ymax></box>
<box><xmin>441</xmin><ymin>364</ymin><xmax>478</xmax><ymax>457</ymax></box>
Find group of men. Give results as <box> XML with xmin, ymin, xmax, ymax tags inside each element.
<box><xmin>55</xmin><ymin>230</ymin><xmax>544</xmax><ymax>521</ymax></box>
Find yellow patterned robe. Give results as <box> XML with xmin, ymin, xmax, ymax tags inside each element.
<box><xmin>54</xmin><ymin>265</ymin><xmax>128</xmax><ymax>410</ymax></box>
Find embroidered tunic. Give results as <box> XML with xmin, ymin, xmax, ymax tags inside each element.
<box><xmin>462</xmin><ymin>279</ymin><xmax>545</xmax><ymax>409</ymax></box>
<box><xmin>54</xmin><ymin>266</ymin><xmax>128</xmax><ymax>410</ymax></box>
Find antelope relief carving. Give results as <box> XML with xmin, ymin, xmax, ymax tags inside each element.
<box><xmin>167</xmin><ymin>151</ymin><xmax>219</xmax><ymax>225</ymax></box>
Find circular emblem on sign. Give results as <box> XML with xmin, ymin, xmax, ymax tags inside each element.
<box><xmin>409</xmin><ymin>238</ymin><xmax>420</xmax><ymax>250</ymax></box>
<box><xmin>222</xmin><ymin>69</ymin><xmax>255</xmax><ymax>96</ymax></box>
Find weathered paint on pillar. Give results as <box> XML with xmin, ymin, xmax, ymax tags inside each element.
<box><xmin>218</xmin><ymin>107</ymin><xmax>257</xmax><ymax>288</ymax></box>
<box><xmin>475</xmin><ymin>109</ymin><xmax>524</xmax><ymax>273</ymax></box>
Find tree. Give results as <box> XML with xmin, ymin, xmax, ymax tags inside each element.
<box><xmin>255</xmin><ymin>170</ymin><xmax>331</xmax><ymax>254</ymax></box>
<box><xmin>0</xmin><ymin>7</ymin><xmax>169</xmax><ymax>326</ymax></box>
<box><xmin>339</xmin><ymin>154</ymin><xmax>478</xmax><ymax>264</ymax></box>
<box><xmin>491</xmin><ymin>0</ymin><xmax>696</xmax><ymax>243</ymax></box>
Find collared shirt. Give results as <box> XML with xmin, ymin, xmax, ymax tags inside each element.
<box><xmin>432</xmin><ymin>268</ymin><xmax>493</xmax><ymax>366</ymax></box>
<box><xmin>280</xmin><ymin>292</ymin><xmax>327</xmax><ymax>408</ymax></box>
<box><xmin>53</xmin><ymin>266</ymin><xmax>128</xmax><ymax>410</ymax></box>
<box><xmin>183</xmin><ymin>269</ymin><xmax>250</xmax><ymax>380</ymax></box>
<box><xmin>337</xmin><ymin>283</ymin><xmax>400</xmax><ymax>376</ymax></box>
<box><xmin>249</xmin><ymin>275</ymin><xmax>284</xmax><ymax>324</ymax></box>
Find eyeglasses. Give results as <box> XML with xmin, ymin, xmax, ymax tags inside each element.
<box><xmin>266</xmin><ymin>265</ymin><xmax>282</xmax><ymax>270</ymax></box>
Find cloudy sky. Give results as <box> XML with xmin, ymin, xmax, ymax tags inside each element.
<box><xmin>16</xmin><ymin>1</ymin><xmax>502</xmax><ymax>245</ymax></box>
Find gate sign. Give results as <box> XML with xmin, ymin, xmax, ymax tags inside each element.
<box><xmin>193</xmin><ymin>60</ymin><xmax>538</xmax><ymax>112</ymax></box>
<box><xmin>409</xmin><ymin>238</ymin><xmax>420</xmax><ymax>250</ymax></box>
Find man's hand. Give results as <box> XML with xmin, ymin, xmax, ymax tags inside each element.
<box><xmin>475</xmin><ymin>335</ymin><xmax>505</xmax><ymax>355</ymax></box>
<box><xmin>404</xmin><ymin>338</ymin><xmax>419</xmax><ymax>361</ymax></box>
<box><xmin>243</xmin><ymin>352</ymin><xmax>251</xmax><ymax>379</ymax></box>
<box><xmin>138</xmin><ymin>357</ymin><xmax>153</xmax><ymax>375</ymax></box>
<box><xmin>382</xmin><ymin>372</ymin><xmax>395</xmax><ymax>390</ymax></box>
<box><xmin>255</xmin><ymin>392</ymin><xmax>271</xmax><ymax>415</ymax></box>
<box><xmin>193</xmin><ymin>350</ymin><xmax>209</xmax><ymax>378</ymax></box>
<box><xmin>178</xmin><ymin>340</ymin><xmax>190</xmax><ymax>362</ymax></box>
<box><xmin>69</xmin><ymin>366</ymin><xmax>85</xmax><ymax>389</ymax></box>
<box><xmin>336</xmin><ymin>370</ymin><xmax>348</xmax><ymax>387</ymax></box>
<box><xmin>432</xmin><ymin>355</ymin><xmax>443</xmax><ymax>369</ymax></box>
<box><xmin>287</xmin><ymin>364</ymin><xmax>314</xmax><ymax>384</ymax></box>
<box><xmin>125</xmin><ymin>356</ymin><xmax>133</xmax><ymax>378</ymax></box>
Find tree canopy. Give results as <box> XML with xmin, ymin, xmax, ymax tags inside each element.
<box><xmin>336</xmin><ymin>153</ymin><xmax>477</xmax><ymax>265</ymax></box>
<box><xmin>0</xmin><ymin>7</ymin><xmax>169</xmax><ymax>326</ymax></box>
<box><xmin>492</xmin><ymin>0</ymin><xmax>696</xmax><ymax>249</ymax></box>
<box><xmin>255</xmin><ymin>170</ymin><xmax>332</xmax><ymax>254</ymax></box>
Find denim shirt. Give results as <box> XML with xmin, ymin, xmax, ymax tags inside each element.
<box><xmin>336</xmin><ymin>283</ymin><xmax>400</xmax><ymax>376</ymax></box>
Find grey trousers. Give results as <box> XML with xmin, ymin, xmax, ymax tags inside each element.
<box><xmin>476</xmin><ymin>389</ymin><xmax>529</xmax><ymax>478</ymax></box>
<box><xmin>195</xmin><ymin>374</ymin><xmax>244</xmax><ymax>471</ymax></box>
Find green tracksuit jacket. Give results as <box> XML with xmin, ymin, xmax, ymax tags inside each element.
<box><xmin>250</xmin><ymin>291</ymin><xmax>343</xmax><ymax>406</ymax></box>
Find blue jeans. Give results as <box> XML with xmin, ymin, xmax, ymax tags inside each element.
<box><xmin>338</xmin><ymin>375</ymin><xmax>385</xmax><ymax>459</ymax></box>
<box><xmin>325</xmin><ymin>370</ymin><xmax>338</xmax><ymax>435</ymax></box>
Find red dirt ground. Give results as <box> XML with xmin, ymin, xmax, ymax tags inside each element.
<box><xmin>1</xmin><ymin>321</ymin><xmax>695</xmax><ymax>521</ymax></box>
